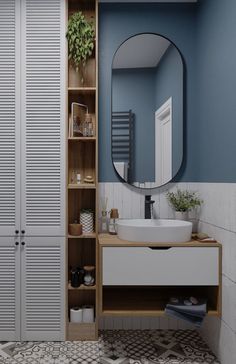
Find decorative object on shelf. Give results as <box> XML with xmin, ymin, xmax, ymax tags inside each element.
<box><xmin>166</xmin><ymin>189</ymin><xmax>203</xmax><ymax>220</ymax></box>
<box><xmin>73</xmin><ymin>115</ymin><xmax>82</xmax><ymax>137</ymax></box>
<box><xmin>70</xmin><ymin>169</ymin><xmax>77</xmax><ymax>184</ymax></box>
<box><xmin>70</xmin><ymin>266</ymin><xmax>84</xmax><ymax>288</ymax></box>
<box><xmin>108</xmin><ymin>208</ymin><xmax>119</xmax><ymax>235</ymax></box>
<box><xmin>69</xmin><ymin>221</ymin><xmax>82</xmax><ymax>236</ymax></box>
<box><xmin>82</xmin><ymin>305</ymin><xmax>94</xmax><ymax>323</ymax></box>
<box><xmin>80</xmin><ymin>209</ymin><xmax>94</xmax><ymax>233</ymax></box>
<box><xmin>83</xmin><ymin>113</ymin><xmax>94</xmax><ymax>137</ymax></box>
<box><xmin>66</xmin><ymin>11</ymin><xmax>95</xmax><ymax>72</ymax></box>
<box><xmin>83</xmin><ymin>265</ymin><xmax>95</xmax><ymax>286</ymax></box>
<box><xmin>71</xmin><ymin>102</ymin><xmax>94</xmax><ymax>138</ymax></box>
<box><xmin>70</xmin><ymin>268</ymin><xmax>80</xmax><ymax>288</ymax></box>
<box><xmin>70</xmin><ymin>307</ymin><xmax>83</xmax><ymax>323</ymax></box>
<box><xmin>87</xmin><ymin>117</ymin><xmax>94</xmax><ymax>137</ymax></box>
<box><xmin>76</xmin><ymin>173</ymin><xmax>81</xmax><ymax>185</ymax></box>
<box><xmin>84</xmin><ymin>175</ymin><xmax>94</xmax><ymax>184</ymax></box>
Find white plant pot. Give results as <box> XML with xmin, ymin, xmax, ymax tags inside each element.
<box><xmin>174</xmin><ymin>211</ymin><xmax>189</xmax><ymax>221</ymax></box>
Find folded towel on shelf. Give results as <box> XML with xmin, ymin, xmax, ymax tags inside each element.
<box><xmin>165</xmin><ymin>297</ymin><xmax>207</xmax><ymax>327</ymax></box>
<box><xmin>165</xmin><ymin>308</ymin><xmax>205</xmax><ymax>328</ymax></box>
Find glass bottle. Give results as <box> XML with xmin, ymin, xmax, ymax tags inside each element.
<box><xmin>100</xmin><ymin>210</ymin><xmax>108</xmax><ymax>233</ymax></box>
<box><xmin>83</xmin><ymin>113</ymin><xmax>93</xmax><ymax>137</ymax></box>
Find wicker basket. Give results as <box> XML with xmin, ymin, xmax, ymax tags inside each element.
<box><xmin>80</xmin><ymin>209</ymin><xmax>94</xmax><ymax>234</ymax></box>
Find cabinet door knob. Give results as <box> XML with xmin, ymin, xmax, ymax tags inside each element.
<box><xmin>21</xmin><ymin>230</ymin><xmax>25</xmax><ymax>234</ymax></box>
<box><xmin>21</xmin><ymin>242</ymin><xmax>25</xmax><ymax>246</ymax></box>
<box><xmin>15</xmin><ymin>242</ymin><xmax>19</xmax><ymax>246</ymax></box>
<box><xmin>15</xmin><ymin>230</ymin><xmax>19</xmax><ymax>234</ymax></box>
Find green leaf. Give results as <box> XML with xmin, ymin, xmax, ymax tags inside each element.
<box><xmin>66</xmin><ymin>11</ymin><xmax>95</xmax><ymax>68</ymax></box>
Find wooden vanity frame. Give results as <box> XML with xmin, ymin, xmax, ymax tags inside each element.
<box><xmin>98</xmin><ymin>234</ymin><xmax>222</xmax><ymax>317</ymax></box>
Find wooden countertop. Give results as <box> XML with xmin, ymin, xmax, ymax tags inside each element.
<box><xmin>98</xmin><ymin>233</ymin><xmax>221</xmax><ymax>248</ymax></box>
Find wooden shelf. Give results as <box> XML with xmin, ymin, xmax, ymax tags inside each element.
<box><xmin>68</xmin><ymin>184</ymin><xmax>96</xmax><ymax>189</ymax></box>
<box><xmin>68</xmin><ymin>87</ymin><xmax>96</xmax><ymax>93</ymax></box>
<box><xmin>68</xmin><ymin>233</ymin><xmax>96</xmax><ymax>239</ymax></box>
<box><xmin>101</xmin><ymin>286</ymin><xmax>220</xmax><ymax>317</ymax></box>
<box><xmin>68</xmin><ymin>283</ymin><xmax>96</xmax><ymax>291</ymax></box>
<box><xmin>68</xmin><ymin>137</ymin><xmax>96</xmax><ymax>141</ymax></box>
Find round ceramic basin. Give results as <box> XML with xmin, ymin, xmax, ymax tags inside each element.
<box><xmin>116</xmin><ymin>219</ymin><xmax>192</xmax><ymax>243</ymax></box>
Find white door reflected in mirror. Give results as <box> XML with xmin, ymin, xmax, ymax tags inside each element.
<box><xmin>155</xmin><ymin>97</ymin><xmax>172</xmax><ymax>186</ymax></box>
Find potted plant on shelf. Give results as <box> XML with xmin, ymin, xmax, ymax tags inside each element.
<box><xmin>166</xmin><ymin>189</ymin><xmax>203</xmax><ymax>220</ymax></box>
<box><xmin>66</xmin><ymin>11</ymin><xmax>95</xmax><ymax>86</ymax></box>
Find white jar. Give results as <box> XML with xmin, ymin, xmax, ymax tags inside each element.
<box><xmin>80</xmin><ymin>209</ymin><xmax>94</xmax><ymax>234</ymax></box>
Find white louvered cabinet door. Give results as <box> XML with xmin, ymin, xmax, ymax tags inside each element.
<box><xmin>21</xmin><ymin>237</ymin><xmax>65</xmax><ymax>341</ymax></box>
<box><xmin>0</xmin><ymin>237</ymin><xmax>20</xmax><ymax>340</ymax></box>
<box><xmin>20</xmin><ymin>0</ymin><xmax>65</xmax><ymax>236</ymax></box>
<box><xmin>0</xmin><ymin>0</ymin><xmax>21</xmax><ymax>236</ymax></box>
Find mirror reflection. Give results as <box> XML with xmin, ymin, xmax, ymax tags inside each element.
<box><xmin>111</xmin><ymin>33</ymin><xmax>184</xmax><ymax>189</ymax></box>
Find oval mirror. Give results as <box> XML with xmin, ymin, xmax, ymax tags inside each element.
<box><xmin>111</xmin><ymin>33</ymin><xmax>184</xmax><ymax>189</ymax></box>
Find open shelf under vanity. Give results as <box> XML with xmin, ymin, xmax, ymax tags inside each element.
<box><xmin>102</xmin><ymin>285</ymin><xmax>220</xmax><ymax>316</ymax></box>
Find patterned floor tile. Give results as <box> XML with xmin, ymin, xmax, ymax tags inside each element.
<box><xmin>0</xmin><ymin>330</ymin><xmax>220</xmax><ymax>364</ymax></box>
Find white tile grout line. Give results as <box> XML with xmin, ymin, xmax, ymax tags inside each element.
<box><xmin>220</xmin><ymin>318</ymin><xmax>236</xmax><ymax>336</ymax></box>
<box><xmin>198</xmin><ymin>219</ymin><xmax>236</xmax><ymax>234</ymax></box>
<box><xmin>222</xmin><ymin>273</ymin><xmax>236</xmax><ymax>285</ymax></box>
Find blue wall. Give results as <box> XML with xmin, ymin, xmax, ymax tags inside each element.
<box><xmin>99</xmin><ymin>1</ymin><xmax>236</xmax><ymax>183</ymax></box>
<box><xmin>195</xmin><ymin>0</ymin><xmax>236</xmax><ymax>182</ymax></box>
<box><xmin>113</xmin><ymin>68</ymin><xmax>155</xmax><ymax>182</ymax></box>
<box><xmin>154</xmin><ymin>44</ymin><xmax>183</xmax><ymax>177</ymax></box>
<box><xmin>98</xmin><ymin>3</ymin><xmax>197</xmax><ymax>182</ymax></box>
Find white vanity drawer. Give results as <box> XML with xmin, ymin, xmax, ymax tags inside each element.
<box><xmin>102</xmin><ymin>247</ymin><xmax>219</xmax><ymax>286</ymax></box>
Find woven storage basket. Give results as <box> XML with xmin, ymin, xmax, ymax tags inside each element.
<box><xmin>80</xmin><ymin>209</ymin><xmax>94</xmax><ymax>234</ymax></box>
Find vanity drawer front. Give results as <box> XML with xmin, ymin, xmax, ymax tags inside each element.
<box><xmin>102</xmin><ymin>247</ymin><xmax>219</xmax><ymax>286</ymax></box>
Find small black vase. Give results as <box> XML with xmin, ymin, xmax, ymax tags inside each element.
<box><xmin>71</xmin><ymin>268</ymin><xmax>80</xmax><ymax>288</ymax></box>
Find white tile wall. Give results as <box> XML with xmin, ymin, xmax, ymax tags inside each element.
<box><xmin>98</xmin><ymin>182</ymin><xmax>236</xmax><ymax>363</ymax></box>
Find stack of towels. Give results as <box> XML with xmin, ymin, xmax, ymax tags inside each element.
<box><xmin>165</xmin><ymin>296</ymin><xmax>207</xmax><ymax>327</ymax></box>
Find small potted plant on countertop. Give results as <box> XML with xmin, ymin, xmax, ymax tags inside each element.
<box><xmin>166</xmin><ymin>189</ymin><xmax>203</xmax><ymax>220</ymax></box>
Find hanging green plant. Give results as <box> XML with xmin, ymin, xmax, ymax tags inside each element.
<box><xmin>66</xmin><ymin>11</ymin><xmax>95</xmax><ymax>71</ymax></box>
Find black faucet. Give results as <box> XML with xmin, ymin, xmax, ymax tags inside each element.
<box><xmin>145</xmin><ymin>195</ymin><xmax>155</xmax><ymax>219</ymax></box>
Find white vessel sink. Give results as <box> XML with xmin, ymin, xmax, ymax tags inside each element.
<box><xmin>116</xmin><ymin>219</ymin><xmax>192</xmax><ymax>243</ymax></box>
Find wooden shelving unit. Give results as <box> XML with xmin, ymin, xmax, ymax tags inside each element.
<box><xmin>66</xmin><ymin>0</ymin><xmax>98</xmax><ymax>341</ymax></box>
